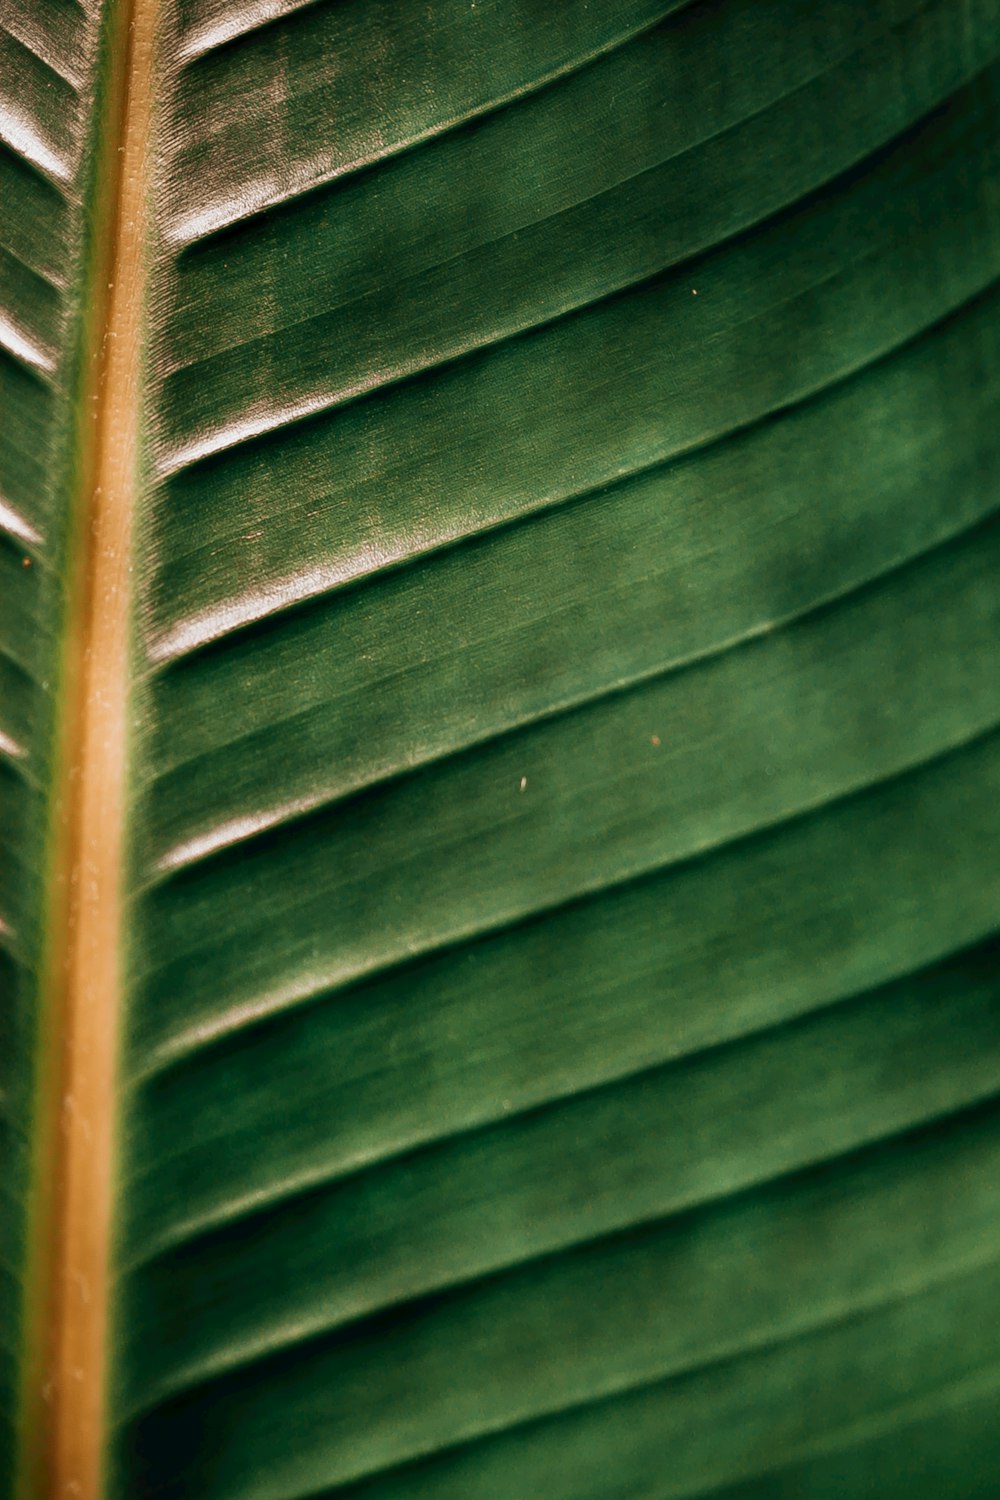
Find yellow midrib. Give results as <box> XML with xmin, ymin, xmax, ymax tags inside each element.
<box><xmin>19</xmin><ymin>2</ymin><xmax>157</xmax><ymax>1495</ymax></box>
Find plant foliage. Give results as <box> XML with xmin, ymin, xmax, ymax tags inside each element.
<box><xmin>1</xmin><ymin>0</ymin><xmax>1000</xmax><ymax>1495</ymax></box>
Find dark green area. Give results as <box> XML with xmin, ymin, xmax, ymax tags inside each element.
<box><xmin>114</xmin><ymin>0</ymin><xmax>1000</xmax><ymax>1495</ymax></box>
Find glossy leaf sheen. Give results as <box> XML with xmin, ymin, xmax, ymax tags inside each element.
<box><xmin>2</xmin><ymin>0</ymin><xmax>1000</xmax><ymax>1496</ymax></box>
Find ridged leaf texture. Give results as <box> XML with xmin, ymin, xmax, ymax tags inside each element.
<box><xmin>1</xmin><ymin>0</ymin><xmax>1000</xmax><ymax>1495</ymax></box>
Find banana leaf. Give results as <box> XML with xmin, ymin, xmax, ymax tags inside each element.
<box><xmin>1</xmin><ymin>0</ymin><xmax>999</xmax><ymax>1495</ymax></box>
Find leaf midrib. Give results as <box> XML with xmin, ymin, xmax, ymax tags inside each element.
<box><xmin>17</xmin><ymin>1</ymin><xmax>158</xmax><ymax>1495</ymax></box>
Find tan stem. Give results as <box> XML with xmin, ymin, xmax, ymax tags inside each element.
<box><xmin>20</xmin><ymin>0</ymin><xmax>157</xmax><ymax>1494</ymax></box>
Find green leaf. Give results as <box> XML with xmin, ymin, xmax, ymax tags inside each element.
<box><xmin>2</xmin><ymin>0</ymin><xmax>1000</xmax><ymax>1496</ymax></box>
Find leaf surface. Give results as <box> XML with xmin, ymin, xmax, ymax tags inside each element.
<box><xmin>2</xmin><ymin>1</ymin><xmax>1000</xmax><ymax>1496</ymax></box>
